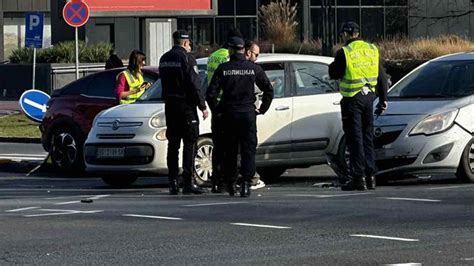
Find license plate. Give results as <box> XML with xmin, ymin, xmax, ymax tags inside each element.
<box><xmin>97</xmin><ymin>147</ymin><xmax>125</xmax><ymax>158</ymax></box>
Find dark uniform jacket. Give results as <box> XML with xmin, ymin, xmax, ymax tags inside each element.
<box><xmin>206</xmin><ymin>54</ymin><xmax>273</xmax><ymax>114</ymax></box>
<box><xmin>159</xmin><ymin>45</ymin><xmax>206</xmax><ymax>111</ymax></box>
<box><xmin>329</xmin><ymin>38</ymin><xmax>389</xmax><ymax>102</ymax></box>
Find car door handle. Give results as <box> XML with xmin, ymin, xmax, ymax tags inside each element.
<box><xmin>275</xmin><ymin>105</ymin><xmax>290</xmax><ymax>111</ymax></box>
<box><xmin>333</xmin><ymin>101</ymin><xmax>340</xmax><ymax>105</ymax></box>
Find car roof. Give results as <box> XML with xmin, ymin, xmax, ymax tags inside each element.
<box><xmin>431</xmin><ymin>52</ymin><xmax>474</xmax><ymax>62</ymax></box>
<box><xmin>196</xmin><ymin>53</ymin><xmax>334</xmax><ymax>65</ymax></box>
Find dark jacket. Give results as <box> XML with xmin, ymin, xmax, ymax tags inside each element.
<box><xmin>159</xmin><ymin>45</ymin><xmax>206</xmax><ymax>110</ymax></box>
<box><xmin>329</xmin><ymin>38</ymin><xmax>388</xmax><ymax>102</ymax></box>
<box><xmin>206</xmin><ymin>53</ymin><xmax>273</xmax><ymax>114</ymax></box>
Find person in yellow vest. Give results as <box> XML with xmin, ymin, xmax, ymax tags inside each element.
<box><xmin>207</xmin><ymin>29</ymin><xmax>242</xmax><ymax>193</ymax></box>
<box><xmin>116</xmin><ymin>50</ymin><xmax>150</xmax><ymax>104</ymax></box>
<box><xmin>329</xmin><ymin>21</ymin><xmax>389</xmax><ymax>191</ymax></box>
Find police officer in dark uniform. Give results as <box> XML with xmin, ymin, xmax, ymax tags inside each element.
<box><xmin>159</xmin><ymin>30</ymin><xmax>209</xmax><ymax>195</ymax></box>
<box><xmin>329</xmin><ymin>22</ymin><xmax>389</xmax><ymax>191</ymax></box>
<box><xmin>206</xmin><ymin>37</ymin><xmax>273</xmax><ymax>197</ymax></box>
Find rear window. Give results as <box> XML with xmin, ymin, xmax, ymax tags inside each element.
<box><xmin>389</xmin><ymin>61</ymin><xmax>474</xmax><ymax>98</ymax></box>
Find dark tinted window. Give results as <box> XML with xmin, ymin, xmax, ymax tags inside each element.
<box><xmin>84</xmin><ymin>71</ymin><xmax>118</xmax><ymax>98</ymax></box>
<box><xmin>388</xmin><ymin>61</ymin><xmax>474</xmax><ymax>98</ymax></box>
<box><xmin>59</xmin><ymin>75</ymin><xmax>93</xmax><ymax>96</ymax></box>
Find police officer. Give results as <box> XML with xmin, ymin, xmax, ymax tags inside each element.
<box><xmin>206</xmin><ymin>37</ymin><xmax>273</xmax><ymax>197</ymax></box>
<box><xmin>329</xmin><ymin>21</ymin><xmax>388</xmax><ymax>191</ymax></box>
<box><xmin>159</xmin><ymin>30</ymin><xmax>209</xmax><ymax>195</ymax></box>
<box><xmin>207</xmin><ymin>29</ymin><xmax>242</xmax><ymax>193</ymax></box>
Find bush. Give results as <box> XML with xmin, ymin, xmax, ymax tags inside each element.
<box><xmin>259</xmin><ymin>39</ymin><xmax>322</xmax><ymax>55</ymax></box>
<box><xmin>259</xmin><ymin>0</ymin><xmax>298</xmax><ymax>44</ymax></box>
<box><xmin>8</xmin><ymin>41</ymin><xmax>113</xmax><ymax>63</ymax></box>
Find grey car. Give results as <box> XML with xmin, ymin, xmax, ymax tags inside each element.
<box><xmin>373</xmin><ymin>53</ymin><xmax>474</xmax><ymax>181</ymax></box>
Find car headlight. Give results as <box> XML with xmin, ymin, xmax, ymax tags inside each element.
<box><xmin>150</xmin><ymin>113</ymin><xmax>166</xmax><ymax>128</ymax></box>
<box><xmin>409</xmin><ymin>109</ymin><xmax>459</xmax><ymax>136</ymax></box>
<box><xmin>155</xmin><ymin>128</ymin><xmax>167</xmax><ymax>141</ymax></box>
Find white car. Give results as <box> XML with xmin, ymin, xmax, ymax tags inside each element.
<box><xmin>84</xmin><ymin>54</ymin><xmax>345</xmax><ymax>187</ymax></box>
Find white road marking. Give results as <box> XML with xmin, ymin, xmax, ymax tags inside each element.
<box><xmin>350</xmin><ymin>234</ymin><xmax>419</xmax><ymax>242</ymax></box>
<box><xmin>45</xmin><ymin>195</ymin><xmax>94</xmax><ymax>200</ymax></box>
<box><xmin>461</xmin><ymin>257</ymin><xmax>474</xmax><ymax>261</ymax></box>
<box><xmin>383</xmin><ymin>197</ymin><xmax>441</xmax><ymax>202</ymax></box>
<box><xmin>183</xmin><ymin>202</ymin><xmax>248</xmax><ymax>207</ymax></box>
<box><xmin>385</xmin><ymin>263</ymin><xmax>421</xmax><ymax>266</ymax></box>
<box><xmin>429</xmin><ymin>185</ymin><xmax>474</xmax><ymax>190</ymax></box>
<box><xmin>286</xmin><ymin>193</ymin><xmax>371</xmax><ymax>198</ymax></box>
<box><xmin>24</xmin><ymin>209</ymin><xmax>103</xmax><ymax>217</ymax></box>
<box><xmin>5</xmin><ymin>206</ymin><xmax>40</xmax><ymax>212</ymax></box>
<box><xmin>88</xmin><ymin>195</ymin><xmax>110</xmax><ymax>200</ymax></box>
<box><xmin>123</xmin><ymin>214</ymin><xmax>183</xmax><ymax>220</ymax></box>
<box><xmin>231</xmin><ymin>223</ymin><xmax>291</xmax><ymax>229</ymax></box>
<box><xmin>0</xmin><ymin>154</ymin><xmax>47</xmax><ymax>157</ymax></box>
<box><xmin>0</xmin><ymin>156</ymin><xmax>45</xmax><ymax>161</ymax></box>
<box><xmin>55</xmin><ymin>201</ymin><xmax>81</xmax><ymax>205</ymax></box>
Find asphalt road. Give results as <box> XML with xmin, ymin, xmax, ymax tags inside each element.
<box><xmin>0</xmin><ymin>168</ymin><xmax>473</xmax><ymax>265</ymax></box>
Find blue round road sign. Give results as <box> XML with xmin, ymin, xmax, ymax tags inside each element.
<box><xmin>63</xmin><ymin>0</ymin><xmax>90</xmax><ymax>28</ymax></box>
<box><xmin>19</xmin><ymin>90</ymin><xmax>50</xmax><ymax>123</ymax></box>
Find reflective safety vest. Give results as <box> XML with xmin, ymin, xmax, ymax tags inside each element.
<box><xmin>207</xmin><ymin>48</ymin><xmax>229</xmax><ymax>85</ymax></box>
<box><xmin>118</xmin><ymin>69</ymin><xmax>145</xmax><ymax>104</ymax></box>
<box><xmin>340</xmin><ymin>40</ymin><xmax>379</xmax><ymax>97</ymax></box>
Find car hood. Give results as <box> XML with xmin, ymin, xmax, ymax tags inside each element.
<box><xmin>376</xmin><ymin>97</ymin><xmax>470</xmax><ymax>126</ymax></box>
<box><xmin>99</xmin><ymin>102</ymin><xmax>165</xmax><ymax>119</ymax></box>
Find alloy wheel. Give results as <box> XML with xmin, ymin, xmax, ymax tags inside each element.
<box><xmin>51</xmin><ymin>132</ymin><xmax>77</xmax><ymax>168</ymax></box>
<box><xmin>194</xmin><ymin>144</ymin><xmax>213</xmax><ymax>182</ymax></box>
<box><xmin>470</xmin><ymin>142</ymin><xmax>474</xmax><ymax>173</ymax></box>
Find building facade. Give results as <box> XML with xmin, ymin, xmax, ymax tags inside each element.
<box><xmin>2</xmin><ymin>0</ymin><xmax>474</xmax><ymax>62</ymax></box>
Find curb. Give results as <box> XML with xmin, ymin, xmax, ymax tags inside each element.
<box><xmin>0</xmin><ymin>137</ymin><xmax>41</xmax><ymax>143</ymax></box>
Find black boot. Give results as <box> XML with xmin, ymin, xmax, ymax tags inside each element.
<box><xmin>211</xmin><ymin>179</ymin><xmax>223</xmax><ymax>193</ymax></box>
<box><xmin>169</xmin><ymin>179</ymin><xmax>179</xmax><ymax>195</ymax></box>
<box><xmin>182</xmin><ymin>183</ymin><xmax>205</xmax><ymax>194</ymax></box>
<box><xmin>228</xmin><ymin>182</ymin><xmax>236</xmax><ymax>196</ymax></box>
<box><xmin>341</xmin><ymin>177</ymin><xmax>367</xmax><ymax>191</ymax></box>
<box><xmin>366</xmin><ymin>176</ymin><xmax>376</xmax><ymax>190</ymax></box>
<box><xmin>240</xmin><ymin>181</ymin><xmax>251</xmax><ymax>197</ymax></box>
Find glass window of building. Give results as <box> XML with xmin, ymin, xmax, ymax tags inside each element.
<box><xmin>215</xmin><ymin>18</ymin><xmax>235</xmax><ymax>45</ymax></box>
<box><xmin>361</xmin><ymin>0</ymin><xmax>383</xmax><ymax>5</ymax></box>
<box><xmin>218</xmin><ymin>0</ymin><xmax>235</xmax><ymax>15</ymax></box>
<box><xmin>310</xmin><ymin>0</ymin><xmax>336</xmax><ymax>6</ymax></box>
<box><xmin>384</xmin><ymin>0</ymin><xmax>407</xmax><ymax>6</ymax></box>
<box><xmin>337</xmin><ymin>0</ymin><xmax>360</xmax><ymax>6</ymax></box>
<box><xmin>385</xmin><ymin>7</ymin><xmax>408</xmax><ymax>37</ymax></box>
<box><xmin>336</xmin><ymin>8</ymin><xmax>360</xmax><ymax>33</ymax></box>
<box><xmin>361</xmin><ymin>8</ymin><xmax>384</xmax><ymax>40</ymax></box>
<box><xmin>236</xmin><ymin>18</ymin><xmax>257</xmax><ymax>40</ymax></box>
<box><xmin>177</xmin><ymin>18</ymin><xmax>193</xmax><ymax>37</ymax></box>
<box><xmin>194</xmin><ymin>18</ymin><xmax>214</xmax><ymax>45</ymax></box>
<box><xmin>236</xmin><ymin>0</ymin><xmax>257</xmax><ymax>15</ymax></box>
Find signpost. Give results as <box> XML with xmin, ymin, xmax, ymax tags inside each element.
<box><xmin>62</xmin><ymin>0</ymin><xmax>90</xmax><ymax>80</ymax></box>
<box><xmin>19</xmin><ymin>90</ymin><xmax>51</xmax><ymax>122</ymax></box>
<box><xmin>25</xmin><ymin>12</ymin><xmax>44</xmax><ymax>90</ymax></box>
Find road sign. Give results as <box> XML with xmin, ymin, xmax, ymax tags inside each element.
<box><xmin>63</xmin><ymin>0</ymin><xmax>90</xmax><ymax>28</ymax></box>
<box><xmin>25</xmin><ymin>12</ymin><xmax>44</xmax><ymax>48</ymax></box>
<box><xmin>19</xmin><ymin>90</ymin><xmax>51</xmax><ymax>123</ymax></box>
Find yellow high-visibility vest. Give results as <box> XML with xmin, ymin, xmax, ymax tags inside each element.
<box><xmin>119</xmin><ymin>69</ymin><xmax>145</xmax><ymax>104</ymax></box>
<box><xmin>207</xmin><ymin>48</ymin><xmax>229</xmax><ymax>85</ymax></box>
<box><xmin>340</xmin><ymin>40</ymin><xmax>379</xmax><ymax>97</ymax></box>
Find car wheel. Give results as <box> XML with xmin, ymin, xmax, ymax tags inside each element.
<box><xmin>102</xmin><ymin>175</ymin><xmax>138</xmax><ymax>188</ymax></box>
<box><xmin>257</xmin><ymin>167</ymin><xmax>286</xmax><ymax>181</ymax></box>
<box><xmin>194</xmin><ymin>137</ymin><xmax>213</xmax><ymax>185</ymax></box>
<box><xmin>456</xmin><ymin>138</ymin><xmax>474</xmax><ymax>183</ymax></box>
<box><xmin>50</xmin><ymin>126</ymin><xmax>84</xmax><ymax>172</ymax></box>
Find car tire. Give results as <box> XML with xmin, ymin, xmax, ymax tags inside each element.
<box><xmin>101</xmin><ymin>175</ymin><xmax>138</xmax><ymax>188</ymax></box>
<box><xmin>194</xmin><ymin>137</ymin><xmax>214</xmax><ymax>185</ymax></box>
<box><xmin>456</xmin><ymin>138</ymin><xmax>474</xmax><ymax>183</ymax></box>
<box><xmin>50</xmin><ymin>125</ymin><xmax>85</xmax><ymax>173</ymax></box>
<box><xmin>257</xmin><ymin>167</ymin><xmax>286</xmax><ymax>181</ymax></box>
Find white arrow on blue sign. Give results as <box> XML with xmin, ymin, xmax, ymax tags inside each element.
<box><xmin>19</xmin><ymin>90</ymin><xmax>50</xmax><ymax>123</ymax></box>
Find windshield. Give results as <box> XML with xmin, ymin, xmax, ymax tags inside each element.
<box><xmin>388</xmin><ymin>61</ymin><xmax>474</xmax><ymax>98</ymax></box>
<box><xmin>137</xmin><ymin>68</ymin><xmax>207</xmax><ymax>102</ymax></box>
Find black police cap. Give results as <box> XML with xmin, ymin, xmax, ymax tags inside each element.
<box><xmin>340</xmin><ymin>21</ymin><xmax>360</xmax><ymax>34</ymax></box>
<box><xmin>227</xmin><ymin>36</ymin><xmax>245</xmax><ymax>49</ymax></box>
<box><xmin>173</xmin><ymin>30</ymin><xmax>191</xmax><ymax>40</ymax></box>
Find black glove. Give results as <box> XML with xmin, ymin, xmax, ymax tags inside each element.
<box><xmin>375</xmin><ymin>101</ymin><xmax>388</xmax><ymax>116</ymax></box>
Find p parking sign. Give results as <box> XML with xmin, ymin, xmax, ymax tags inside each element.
<box><xmin>25</xmin><ymin>12</ymin><xmax>44</xmax><ymax>48</ymax></box>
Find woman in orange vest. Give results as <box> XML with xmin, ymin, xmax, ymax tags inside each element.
<box><xmin>116</xmin><ymin>50</ymin><xmax>151</xmax><ymax>104</ymax></box>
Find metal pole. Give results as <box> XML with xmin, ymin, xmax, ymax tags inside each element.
<box><xmin>32</xmin><ymin>47</ymin><xmax>36</xmax><ymax>90</ymax></box>
<box><xmin>75</xmin><ymin>27</ymin><xmax>79</xmax><ymax>80</ymax></box>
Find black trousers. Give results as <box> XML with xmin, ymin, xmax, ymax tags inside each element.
<box><xmin>222</xmin><ymin>111</ymin><xmax>257</xmax><ymax>184</ymax></box>
<box><xmin>211</xmin><ymin>112</ymin><xmax>225</xmax><ymax>184</ymax></box>
<box><xmin>340</xmin><ymin>92</ymin><xmax>376</xmax><ymax>179</ymax></box>
<box><xmin>165</xmin><ymin>101</ymin><xmax>199</xmax><ymax>184</ymax></box>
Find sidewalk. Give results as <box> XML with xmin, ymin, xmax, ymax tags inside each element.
<box><xmin>0</xmin><ymin>100</ymin><xmax>20</xmax><ymax>116</ymax></box>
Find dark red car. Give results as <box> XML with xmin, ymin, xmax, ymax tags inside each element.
<box><xmin>40</xmin><ymin>68</ymin><xmax>159</xmax><ymax>172</ymax></box>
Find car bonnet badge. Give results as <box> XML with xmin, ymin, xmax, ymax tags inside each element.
<box><xmin>112</xmin><ymin>120</ymin><xmax>120</xmax><ymax>130</ymax></box>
